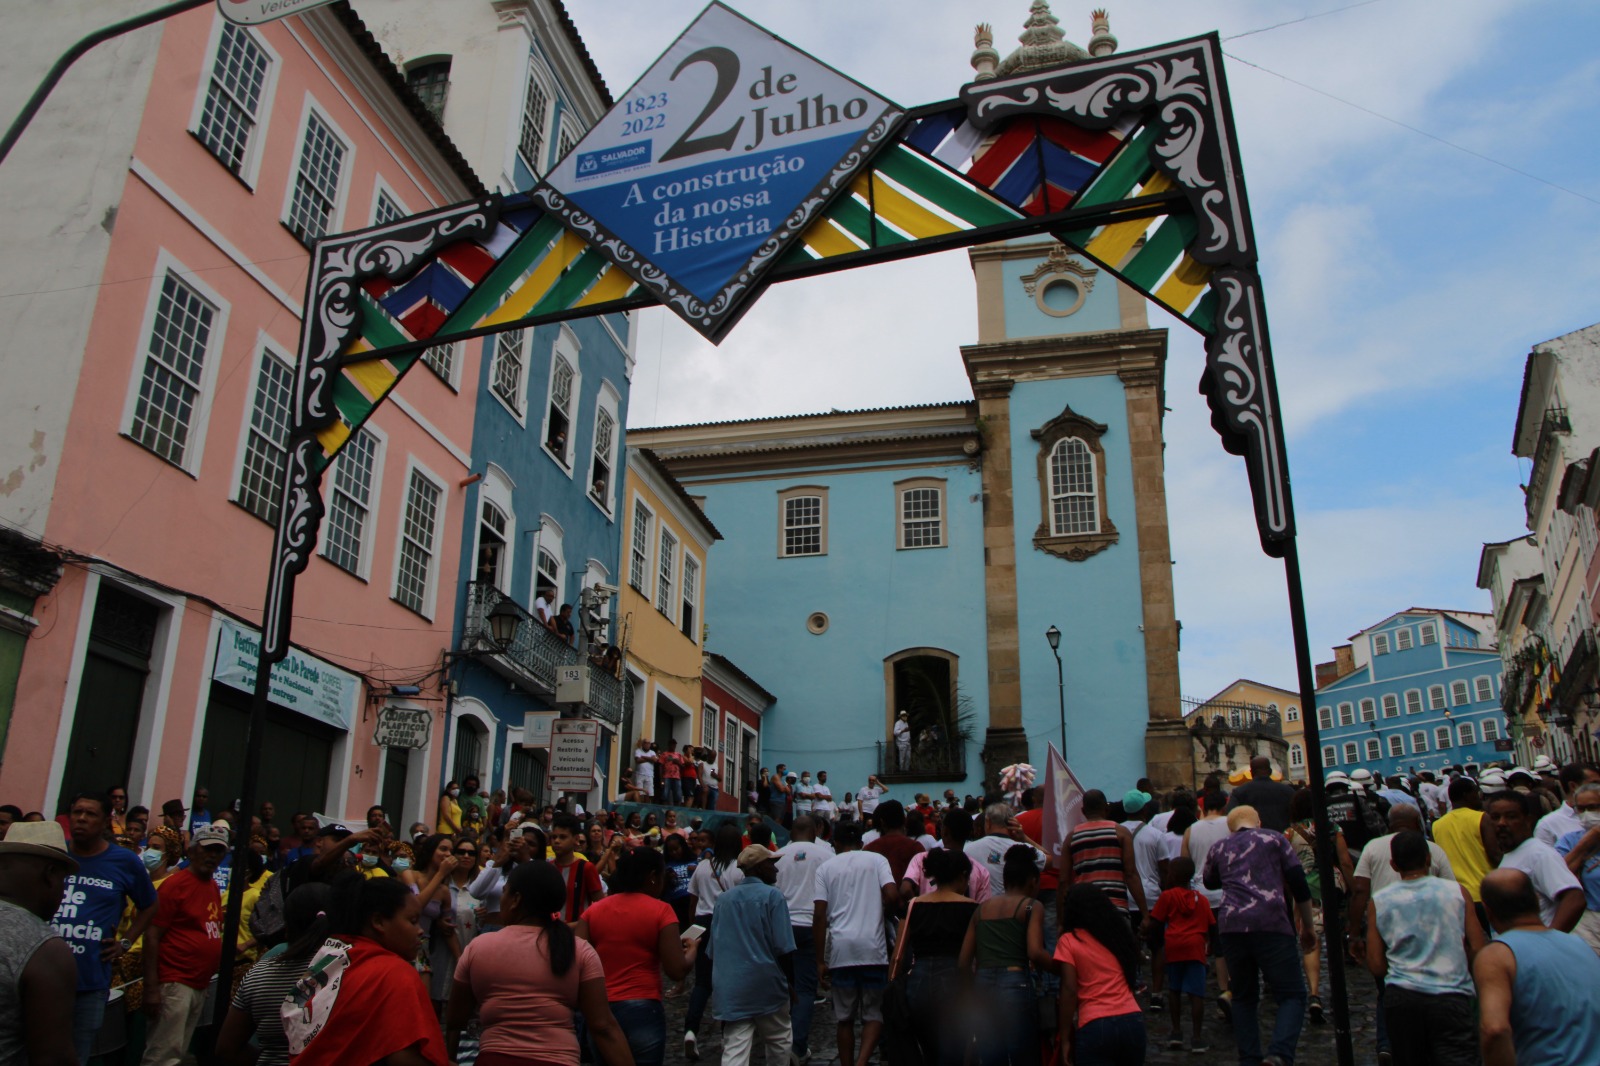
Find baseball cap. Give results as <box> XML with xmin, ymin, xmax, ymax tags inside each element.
<box><xmin>0</xmin><ymin>821</ymin><xmax>79</xmax><ymax>872</ymax></box>
<box><xmin>1122</xmin><ymin>789</ymin><xmax>1151</xmax><ymax>814</ymax></box>
<box><xmin>736</xmin><ymin>844</ymin><xmax>775</xmax><ymax>871</ymax></box>
<box><xmin>161</xmin><ymin>799</ymin><xmax>187</xmax><ymax>818</ymax></box>
<box><xmin>193</xmin><ymin>824</ymin><xmax>231</xmax><ymax>850</ymax></box>
<box><xmin>315</xmin><ymin>823</ymin><xmax>353</xmax><ymax>840</ymax></box>
<box><xmin>786</xmin><ymin>772</ymin><xmax>798</xmax><ymax>781</ymax></box>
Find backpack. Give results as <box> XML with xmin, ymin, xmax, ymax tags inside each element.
<box><xmin>249</xmin><ymin>871</ymin><xmax>287</xmax><ymax>944</ymax></box>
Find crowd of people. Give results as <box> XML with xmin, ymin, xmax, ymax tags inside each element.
<box><xmin>3</xmin><ymin>752</ymin><xmax>1600</xmax><ymax>1066</ymax></box>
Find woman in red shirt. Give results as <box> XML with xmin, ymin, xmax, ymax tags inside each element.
<box><xmin>1054</xmin><ymin>884</ymin><xmax>1146</xmax><ymax>1065</ymax></box>
<box><xmin>285</xmin><ymin>876</ymin><xmax>447</xmax><ymax>1066</ymax></box>
<box><xmin>576</xmin><ymin>848</ymin><xmax>696</xmax><ymax>1066</ymax></box>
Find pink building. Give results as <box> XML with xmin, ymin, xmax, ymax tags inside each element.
<box><xmin>0</xmin><ymin>2</ymin><xmax>485</xmax><ymax>828</ymax></box>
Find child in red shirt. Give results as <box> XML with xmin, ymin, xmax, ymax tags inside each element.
<box><xmin>1146</xmin><ymin>856</ymin><xmax>1215</xmax><ymax>1054</ymax></box>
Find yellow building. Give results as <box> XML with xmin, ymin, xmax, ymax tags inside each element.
<box><xmin>1184</xmin><ymin>679</ymin><xmax>1303</xmax><ymax>787</ymax></box>
<box><xmin>611</xmin><ymin>448</ymin><xmax>722</xmax><ymax>789</ymax></box>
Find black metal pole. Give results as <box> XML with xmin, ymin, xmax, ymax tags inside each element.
<box><xmin>0</xmin><ymin>0</ymin><xmax>211</xmax><ymax>167</ymax></box>
<box><xmin>1283</xmin><ymin>538</ymin><xmax>1354</xmax><ymax>1066</ymax></box>
<box><xmin>1053</xmin><ymin>649</ymin><xmax>1066</xmax><ymax>755</ymax></box>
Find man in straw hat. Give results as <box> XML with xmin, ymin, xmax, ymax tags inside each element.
<box><xmin>0</xmin><ymin>820</ymin><xmax>80</xmax><ymax>1065</ymax></box>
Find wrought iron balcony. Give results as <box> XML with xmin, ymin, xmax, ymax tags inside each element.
<box><xmin>461</xmin><ymin>582</ymin><xmax>629</xmax><ymax>724</ymax></box>
<box><xmin>876</xmin><ymin>738</ymin><xmax>967</xmax><ymax>783</ymax></box>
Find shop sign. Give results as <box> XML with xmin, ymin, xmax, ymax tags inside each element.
<box><xmin>213</xmin><ymin>617</ymin><xmax>359</xmax><ymax>730</ymax></box>
<box><xmin>549</xmin><ymin>719</ymin><xmax>601</xmax><ymax>790</ymax></box>
<box><xmin>218</xmin><ymin>0</ymin><xmax>339</xmax><ymax>26</ymax></box>
<box><xmin>540</xmin><ymin>2</ymin><xmax>901</xmax><ymax>341</ymax></box>
<box><xmin>374</xmin><ymin>706</ymin><xmax>432</xmax><ymax>750</ymax></box>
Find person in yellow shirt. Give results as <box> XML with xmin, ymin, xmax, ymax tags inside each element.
<box><xmin>437</xmin><ymin>781</ymin><xmax>463</xmax><ymax>835</ymax></box>
<box><xmin>1432</xmin><ymin>777</ymin><xmax>1502</xmax><ymax>924</ymax></box>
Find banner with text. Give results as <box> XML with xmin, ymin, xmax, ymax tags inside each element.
<box><xmin>218</xmin><ymin>0</ymin><xmax>339</xmax><ymax>26</ymax></box>
<box><xmin>213</xmin><ymin>617</ymin><xmax>359</xmax><ymax>731</ymax></box>
<box><xmin>540</xmin><ymin>2</ymin><xmax>901</xmax><ymax>341</ymax></box>
<box><xmin>549</xmin><ymin>719</ymin><xmax>602</xmax><ymax>791</ymax></box>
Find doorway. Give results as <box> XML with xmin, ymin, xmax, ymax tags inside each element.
<box><xmin>57</xmin><ymin>586</ymin><xmax>158</xmax><ymax>814</ymax></box>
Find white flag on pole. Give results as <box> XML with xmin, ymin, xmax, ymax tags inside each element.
<box><xmin>1040</xmin><ymin>742</ymin><xmax>1086</xmax><ymax>862</ymax></box>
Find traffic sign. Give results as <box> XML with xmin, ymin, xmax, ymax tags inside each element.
<box><xmin>218</xmin><ymin>0</ymin><xmax>339</xmax><ymax>25</ymax></box>
<box><xmin>549</xmin><ymin>719</ymin><xmax>601</xmax><ymax>790</ymax></box>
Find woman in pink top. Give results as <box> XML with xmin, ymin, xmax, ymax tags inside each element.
<box><xmin>445</xmin><ymin>863</ymin><xmax>634</xmax><ymax>1066</ymax></box>
<box><xmin>1053</xmin><ymin>884</ymin><xmax>1146</xmax><ymax>1065</ymax></box>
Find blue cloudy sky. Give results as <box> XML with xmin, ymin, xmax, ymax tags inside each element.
<box><xmin>566</xmin><ymin>0</ymin><xmax>1600</xmax><ymax>702</ymax></box>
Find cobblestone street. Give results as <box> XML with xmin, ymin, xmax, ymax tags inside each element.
<box><xmin>660</xmin><ymin>956</ymin><xmax>1388</xmax><ymax>1066</ymax></box>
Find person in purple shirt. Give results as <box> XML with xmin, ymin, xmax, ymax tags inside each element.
<box><xmin>1202</xmin><ymin>805</ymin><xmax>1316</xmax><ymax>1066</ymax></box>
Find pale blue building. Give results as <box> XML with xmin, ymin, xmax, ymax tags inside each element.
<box><xmin>632</xmin><ymin>240</ymin><xmax>1184</xmax><ymax>798</ymax></box>
<box><xmin>1316</xmin><ymin>610</ymin><xmax>1509</xmax><ymax>779</ymax></box>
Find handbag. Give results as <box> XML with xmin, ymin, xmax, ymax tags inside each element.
<box><xmin>881</xmin><ymin>900</ymin><xmax>923</xmax><ymax>1066</ymax></box>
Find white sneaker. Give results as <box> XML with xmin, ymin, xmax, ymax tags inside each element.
<box><xmin>684</xmin><ymin>1031</ymin><xmax>699</xmax><ymax>1062</ymax></box>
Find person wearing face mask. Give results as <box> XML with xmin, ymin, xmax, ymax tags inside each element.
<box><xmin>438</xmin><ymin>782</ymin><xmax>464</xmax><ymax>836</ymax></box>
<box><xmin>389</xmin><ymin>841</ymin><xmax>416</xmax><ymax>876</ymax></box>
<box><xmin>793</xmin><ymin>772</ymin><xmax>815</xmax><ymax>822</ymax></box>
<box><xmin>1554</xmin><ymin>781</ymin><xmax>1600</xmax><ymax>956</ymax></box>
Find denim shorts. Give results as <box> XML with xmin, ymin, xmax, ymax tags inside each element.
<box><xmin>831</xmin><ymin>965</ymin><xmax>887</xmax><ymax>1023</ymax></box>
<box><xmin>1165</xmin><ymin>960</ymin><xmax>1206</xmax><ymax>997</ymax></box>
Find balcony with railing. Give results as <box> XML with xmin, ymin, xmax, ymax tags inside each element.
<box><xmin>461</xmin><ymin>581</ymin><xmax>628</xmax><ymax>724</ymax></box>
<box><xmin>876</xmin><ymin>738</ymin><xmax>967</xmax><ymax>782</ymax></box>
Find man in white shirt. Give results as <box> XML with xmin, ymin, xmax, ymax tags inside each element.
<box><xmin>775</xmin><ymin>816</ymin><xmax>836</xmax><ymax>1063</ymax></box>
<box><xmin>893</xmin><ymin>711</ymin><xmax>911</xmax><ymax>770</ymax></box>
<box><xmin>1535</xmin><ymin>764</ymin><xmax>1600</xmax><ymax>846</ymax></box>
<box><xmin>633</xmin><ymin>738</ymin><xmax>657</xmax><ymax>801</ymax></box>
<box><xmin>815</xmin><ymin>822</ymin><xmax>896</xmax><ymax>1066</ymax></box>
<box><xmin>1490</xmin><ymin>791</ymin><xmax>1583</xmax><ymax>930</ymax></box>
<box><xmin>963</xmin><ymin>802</ymin><xmax>1045</xmax><ymax>890</ymax></box>
<box><xmin>1416</xmin><ymin>771</ymin><xmax>1448</xmax><ymax>819</ymax></box>
<box><xmin>533</xmin><ymin>586</ymin><xmax>555</xmax><ymax>625</ymax></box>
<box><xmin>856</xmin><ymin>776</ymin><xmax>885</xmax><ymax>819</ymax></box>
<box><xmin>1348</xmin><ymin>804</ymin><xmax>1457</xmax><ymax>948</ymax></box>
<box><xmin>812</xmin><ymin>771</ymin><xmax>836</xmax><ymax>825</ymax></box>
<box><xmin>793</xmin><ymin>772</ymin><xmax>816</xmax><ymax>820</ymax></box>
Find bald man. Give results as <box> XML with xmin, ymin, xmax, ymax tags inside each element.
<box><xmin>1474</xmin><ymin>868</ymin><xmax>1600</xmax><ymax>1065</ymax></box>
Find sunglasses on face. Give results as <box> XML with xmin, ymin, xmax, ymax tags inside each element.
<box><xmin>455</xmin><ymin>848</ymin><xmax>476</xmax><ymax>856</ymax></box>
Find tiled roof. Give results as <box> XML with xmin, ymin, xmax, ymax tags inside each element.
<box><xmin>634</xmin><ymin>449</ymin><xmax>723</xmax><ymax>541</ymax></box>
<box><xmin>632</xmin><ymin>401</ymin><xmax>973</xmax><ymax>434</ymax></box>
<box><xmin>551</xmin><ymin>0</ymin><xmax>612</xmax><ymax>107</ymax></box>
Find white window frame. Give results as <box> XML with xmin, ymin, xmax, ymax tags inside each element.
<box><xmin>391</xmin><ymin>460</ymin><xmax>447</xmax><ymax>618</ymax></box>
<box><xmin>490</xmin><ymin>329</ymin><xmax>530</xmax><ymax>423</ymax></box>
<box><xmin>230</xmin><ymin>333</ymin><xmax>297</xmax><ymax>525</ymax></box>
<box><xmin>1411</xmin><ymin>731</ymin><xmax>1428</xmax><ymax>754</ymax></box>
<box><xmin>1434</xmin><ymin>725</ymin><xmax>1453</xmax><ymax>750</ymax></box>
<box><xmin>586</xmin><ymin>382</ymin><xmax>621</xmax><ymax>515</ymax></box>
<box><xmin>418</xmin><ymin>342</ymin><xmax>460</xmax><ymax>390</ymax></box>
<box><xmin>1289</xmin><ymin>743</ymin><xmax>1304</xmax><ymax>769</ymax></box>
<box><xmin>1286</xmin><ymin>706</ymin><xmax>1299</xmax><ymax>722</ymax></box>
<box><xmin>119</xmin><ymin>250</ymin><xmax>230</xmax><ymax>477</ymax></box>
<box><xmin>629</xmin><ymin>498</ymin><xmax>653</xmax><ymax>599</ymax></box>
<box><xmin>1359</xmin><ymin>698</ymin><xmax>1376</xmax><ymax>722</ymax></box>
<box><xmin>1420</xmin><ymin>622</ymin><xmax>1437</xmax><ymax>645</ymax></box>
<box><xmin>534</xmin><ymin>515</ymin><xmax>565</xmax><ymax>607</ymax></box>
<box><xmin>1450</xmin><ymin>680</ymin><xmax>1470</xmax><ymax>706</ymax></box>
<box><xmin>1047</xmin><ymin>436</ymin><xmax>1101</xmax><ymax>536</ymax></box>
<box><xmin>541</xmin><ymin>327</ymin><xmax>581</xmax><ymax>472</ymax></box>
<box><xmin>1342</xmin><ymin>742</ymin><xmax>1359</xmax><ymax>765</ymax></box>
<box><xmin>470</xmin><ymin>465</ymin><xmax>516</xmax><ymax>596</ymax></box>
<box><xmin>1482</xmin><ymin>718</ymin><xmax>1501</xmax><ymax>741</ymax></box>
<box><xmin>1318</xmin><ymin>706</ymin><xmax>1333</xmax><ymax>730</ymax></box>
<box><xmin>1474</xmin><ymin>676</ymin><xmax>1495</xmax><ymax>702</ymax></box>
<box><xmin>1405</xmin><ymin>689</ymin><xmax>1423</xmax><ymax>714</ymax></box>
<box><xmin>1373</xmin><ymin>633</ymin><xmax>1390</xmax><ymax>655</ymax></box>
<box><xmin>1395</xmin><ymin>627</ymin><xmax>1414</xmax><ymax>651</ymax></box>
<box><xmin>1338</xmin><ymin>702</ymin><xmax>1354</xmax><ymax>726</ymax></box>
<box><xmin>188</xmin><ymin>18</ymin><xmax>280</xmax><ymax>187</ymax></box>
<box><xmin>319</xmin><ymin>423</ymin><xmax>387</xmax><ymax>581</ymax></box>
<box><xmin>1458</xmin><ymin>721</ymin><xmax>1477</xmax><ymax>746</ymax></box>
<box><xmin>779</xmin><ymin>486</ymin><xmax>827</xmax><ymax>558</ymax></box>
<box><xmin>657</xmin><ymin>528</ymin><xmax>678</xmax><ymax>622</ymax></box>
<box><xmin>1365</xmin><ymin>738</ymin><xmax>1381</xmax><ymax>761</ymax></box>
<box><xmin>680</xmin><ymin>551</ymin><xmax>701</xmax><ymax>643</ymax></box>
<box><xmin>372</xmin><ymin>175</ymin><xmax>408</xmax><ymax>226</ymax></box>
<box><xmin>1428</xmin><ymin>685</ymin><xmax>1447</xmax><ymax>710</ymax></box>
<box><xmin>516</xmin><ymin>57</ymin><xmax>555</xmax><ymax>176</ymax></box>
<box><xmin>280</xmin><ymin>96</ymin><xmax>354</xmax><ymax>245</ymax></box>
<box><xmin>1387</xmin><ymin>734</ymin><xmax>1404</xmax><ymax>757</ymax></box>
<box><xmin>896</xmin><ymin>478</ymin><xmax>947</xmax><ymax>549</ymax></box>
<box><xmin>1323</xmin><ymin>745</ymin><xmax>1338</xmax><ymax>767</ymax></box>
<box><xmin>1381</xmin><ymin>694</ymin><xmax>1399</xmax><ymax>718</ymax></box>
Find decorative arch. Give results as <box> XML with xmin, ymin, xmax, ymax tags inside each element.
<box><xmin>882</xmin><ymin>648</ymin><xmax>963</xmax><ymax>780</ymax></box>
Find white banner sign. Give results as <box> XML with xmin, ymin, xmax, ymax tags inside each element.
<box><xmin>522</xmin><ymin>711</ymin><xmax>559</xmax><ymax>748</ymax></box>
<box><xmin>213</xmin><ymin>618</ymin><xmax>359</xmax><ymax>731</ymax></box>
<box><xmin>217</xmin><ymin>0</ymin><xmax>339</xmax><ymax>26</ymax></box>
<box><xmin>549</xmin><ymin>719</ymin><xmax>601</xmax><ymax>789</ymax></box>
<box><xmin>541</xmin><ymin>2</ymin><xmax>901</xmax><ymax>341</ymax></box>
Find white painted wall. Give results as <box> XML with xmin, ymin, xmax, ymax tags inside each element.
<box><xmin>0</xmin><ymin>1</ymin><xmax>162</xmax><ymax>535</ymax></box>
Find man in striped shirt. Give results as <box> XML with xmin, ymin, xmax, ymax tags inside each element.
<box><xmin>1062</xmin><ymin>789</ymin><xmax>1147</xmax><ymax>923</ymax></box>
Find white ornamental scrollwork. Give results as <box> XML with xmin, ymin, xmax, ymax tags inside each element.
<box><xmin>260</xmin><ymin>198</ymin><xmax>499</xmax><ymax>662</ymax></box>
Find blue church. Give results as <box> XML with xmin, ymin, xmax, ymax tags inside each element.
<box><xmin>1315</xmin><ymin>609</ymin><xmax>1509</xmax><ymax>778</ymax></box>
<box><xmin>631</xmin><ymin>238</ymin><xmax>1185</xmax><ymax>798</ymax></box>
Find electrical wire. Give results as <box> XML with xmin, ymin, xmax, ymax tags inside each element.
<box><xmin>1221</xmin><ymin>0</ymin><xmax>1384</xmax><ymax>42</ymax></box>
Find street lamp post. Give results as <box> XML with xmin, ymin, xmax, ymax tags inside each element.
<box><xmin>1046</xmin><ymin>625</ymin><xmax>1065</xmax><ymax>754</ymax></box>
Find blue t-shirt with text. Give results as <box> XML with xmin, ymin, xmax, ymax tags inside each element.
<box><xmin>51</xmin><ymin>844</ymin><xmax>158</xmax><ymax>991</ymax></box>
